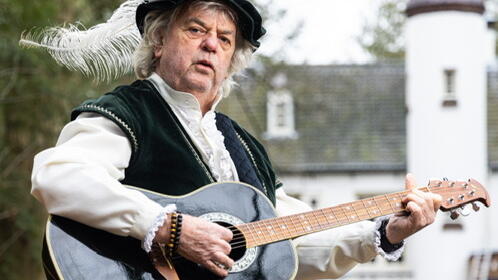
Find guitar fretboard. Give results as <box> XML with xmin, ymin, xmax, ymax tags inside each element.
<box><xmin>236</xmin><ymin>188</ymin><xmax>428</xmax><ymax>248</ymax></box>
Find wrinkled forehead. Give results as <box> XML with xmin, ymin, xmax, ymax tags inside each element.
<box><xmin>174</xmin><ymin>1</ymin><xmax>239</xmax><ymax>31</ymax></box>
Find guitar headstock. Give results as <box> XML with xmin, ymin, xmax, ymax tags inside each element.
<box><xmin>428</xmin><ymin>178</ymin><xmax>491</xmax><ymax>219</ymax></box>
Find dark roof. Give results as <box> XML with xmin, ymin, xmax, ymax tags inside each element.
<box><xmin>219</xmin><ymin>63</ymin><xmax>498</xmax><ymax>173</ymax></box>
<box><xmin>220</xmin><ymin>63</ymin><xmax>406</xmax><ymax>173</ymax></box>
<box><xmin>406</xmin><ymin>0</ymin><xmax>485</xmax><ymax>16</ymax></box>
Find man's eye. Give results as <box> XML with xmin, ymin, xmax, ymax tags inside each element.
<box><xmin>188</xmin><ymin>27</ymin><xmax>205</xmax><ymax>35</ymax></box>
<box><xmin>220</xmin><ymin>37</ymin><xmax>231</xmax><ymax>45</ymax></box>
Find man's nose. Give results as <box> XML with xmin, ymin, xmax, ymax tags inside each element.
<box><xmin>201</xmin><ymin>35</ymin><xmax>218</xmax><ymax>53</ymax></box>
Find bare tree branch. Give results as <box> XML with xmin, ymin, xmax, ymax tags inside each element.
<box><xmin>0</xmin><ymin>209</ymin><xmax>18</xmax><ymax>220</ymax></box>
<box><xmin>0</xmin><ymin>229</ymin><xmax>25</xmax><ymax>258</ymax></box>
<box><xmin>1</xmin><ymin>143</ymin><xmax>37</xmax><ymax>178</ymax></box>
<box><xmin>0</xmin><ymin>52</ymin><xmax>20</xmax><ymax>100</ymax></box>
<box><xmin>0</xmin><ymin>147</ymin><xmax>9</xmax><ymax>166</ymax></box>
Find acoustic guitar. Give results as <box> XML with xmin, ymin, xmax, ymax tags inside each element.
<box><xmin>42</xmin><ymin>179</ymin><xmax>490</xmax><ymax>280</ymax></box>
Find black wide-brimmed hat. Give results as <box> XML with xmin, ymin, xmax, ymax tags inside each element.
<box><xmin>136</xmin><ymin>0</ymin><xmax>266</xmax><ymax>47</ymax></box>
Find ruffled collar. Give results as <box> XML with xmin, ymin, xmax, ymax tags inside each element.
<box><xmin>147</xmin><ymin>73</ymin><xmax>222</xmax><ymax>116</ymax></box>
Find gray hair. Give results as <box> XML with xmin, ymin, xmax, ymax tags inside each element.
<box><xmin>133</xmin><ymin>0</ymin><xmax>255</xmax><ymax>98</ymax></box>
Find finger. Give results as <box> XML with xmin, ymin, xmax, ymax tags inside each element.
<box><xmin>217</xmin><ymin>239</ymin><xmax>232</xmax><ymax>255</ymax></box>
<box><xmin>405</xmin><ymin>173</ymin><xmax>417</xmax><ymax>190</ymax></box>
<box><xmin>412</xmin><ymin>189</ymin><xmax>441</xmax><ymax>214</ymax></box>
<box><xmin>405</xmin><ymin>201</ymin><xmax>427</xmax><ymax>227</ymax></box>
<box><xmin>219</xmin><ymin>226</ymin><xmax>233</xmax><ymax>241</ymax></box>
<box><xmin>213</xmin><ymin>251</ymin><xmax>235</xmax><ymax>269</ymax></box>
<box><xmin>404</xmin><ymin>191</ymin><xmax>434</xmax><ymax>220</ymax></box>
<box><xmin>205</xmin><ymin>260</ymin><xmax>230</xmax><ymax>277</ymax></box>
<box><xmin>431</xmin><ymin>193</ymin><xmax>442</xmax><ymax>212</ymax></box>
<box><xmin>402</xmin><ymin>192</ymin><xmax>426</xmax><ymax>208</ymax></box>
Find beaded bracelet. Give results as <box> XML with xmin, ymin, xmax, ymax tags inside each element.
<box><xmin>166</xmin><ymin>212</ymin><xmax>183</xmax><ymax>257</ymax></box>
<box><xmin>172</xmin><ymin>213</ymin><xmax>183</xmax><ymax>253</ymax></box>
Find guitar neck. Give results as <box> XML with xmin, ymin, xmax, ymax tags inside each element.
<box><xmin>237</xmin><ymin>188</ymin><xmax>424</xmax><ymax>248</ymax></box>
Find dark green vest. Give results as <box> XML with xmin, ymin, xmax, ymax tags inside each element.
<box><xmin>71</xmin><ymin>80</ymin><xmax>279</xmax><ymax>204</ymax></box>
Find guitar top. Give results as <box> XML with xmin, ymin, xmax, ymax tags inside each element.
<box><xmin>43</xmin><ymin>182</ymin><xmax>298</xmax><ymax>280</ymax></box>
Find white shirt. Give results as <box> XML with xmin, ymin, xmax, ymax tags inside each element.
<box><xmin>31</xmin><ymin>73</ymin><xmax>401</xmax><ymax>279</ymax></box>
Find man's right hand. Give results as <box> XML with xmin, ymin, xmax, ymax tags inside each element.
<box><xmin>155</xmin><ymin>214</ymin><xmax>234</xmax><ymax>277</ymax></box>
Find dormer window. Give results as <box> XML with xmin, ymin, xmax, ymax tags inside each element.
<box><xmin>264</xmin><ymin>89</ymin><xmax>298</xmax><ymax>140</ymax></box>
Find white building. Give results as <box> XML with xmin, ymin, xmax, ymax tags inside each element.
<box><xmin>220</xmin><ymin>0</ymin><xmax>498</xmax><ymax>279</ymax></box>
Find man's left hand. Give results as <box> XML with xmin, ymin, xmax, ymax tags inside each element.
<box><xmin>385</xmin><ymin>174</ymin><xmax>442</xmax><ymax>244</ymax></box>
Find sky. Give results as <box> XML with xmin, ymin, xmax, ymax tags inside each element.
<box><xmin>256</xmin><ymin>0</ymin><xmax>382</xmax><ymax>65</ymax></box>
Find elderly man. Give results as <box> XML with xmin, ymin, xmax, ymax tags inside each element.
<box><xmin>30</xmin><ymin>0</ymin><xmax>441</xmax><ymax>279</ymax></box>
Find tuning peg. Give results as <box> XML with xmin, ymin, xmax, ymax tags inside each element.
<box><xmin>450</xmin><ymin>211</ymin><xmax>460</xmax><ymax>220</ymax></box>
<box><xmin>472</xmin><ymin>202</ymin><xmax>480</xmax><ymax>212</ymax></box>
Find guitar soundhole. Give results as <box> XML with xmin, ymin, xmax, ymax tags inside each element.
<box><xmin>199</xmin><ymin>212</ymin><xmax>258</xmax><ymax>273</ymax></box>
<box><xmin>216</xmin><ymin>221</ymin><xmax>246</xmax><ymax>262</ymax></box>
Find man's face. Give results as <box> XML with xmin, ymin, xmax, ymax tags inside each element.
<box><xmin>154</xmin><ymin>7</ymin><xmax>236</xmax><ymax>102</ymax></box>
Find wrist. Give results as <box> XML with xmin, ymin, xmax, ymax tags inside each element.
<box><xmin>153</xmin><ymin>213</ymin><xmax>173</xmax><ymax>243</ymax></box>
<box><xmin>142</xmin><ymin>204</ymin><xmax>176</xmax><ymax>252</ymax></box>
<box><xmin>385</xmin><ymin>220</ymin><xmax>403</xmax><ymax>245</ymax></box>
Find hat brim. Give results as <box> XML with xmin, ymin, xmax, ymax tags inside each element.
<box><xmin>135</xmin><ymin>0</ymin><xmax>265</xmax><ymax>48</ymax></box>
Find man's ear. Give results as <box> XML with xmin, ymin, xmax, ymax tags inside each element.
<box><xmin>153</xmin><ymin>30</ymin><xmax>165</xmax><ymax>58</ymax></box>
<box><xmin>154</xmin><ymin>45</ymin><xmax>162</xmax><ymax>58</ymax></box>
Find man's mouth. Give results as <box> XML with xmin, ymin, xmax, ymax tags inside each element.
<box><xmin>196</xmin><ymin>60</ymin><xmax>214</xmax><ymax>71</ymax></box>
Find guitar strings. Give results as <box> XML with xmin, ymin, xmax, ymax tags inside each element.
<box><xmin>170</xmin><ymin>186</ymin><xmax>475</xmax><ymax>261</ymax></box>
<box><xmin>223</xmin><ymin>186</ymin><xmax>471</xmax><ymax>246</ymax></box>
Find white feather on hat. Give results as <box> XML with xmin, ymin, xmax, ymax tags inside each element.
<box><xmin>19</xmin><ymin>0</ymin><xmax>144</xmax><ymax>82</ymax></box>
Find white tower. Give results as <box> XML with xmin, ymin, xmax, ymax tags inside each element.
<box><xmin>405</xmin><ymin>1</ymin><xmax>490</xmax><ymax>280</ymax></box>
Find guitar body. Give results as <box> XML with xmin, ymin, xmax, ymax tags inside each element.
<box><xmin>43</xmin><ymin>182</ymin><xmax>297</xmax><ymax>280</ymax></box>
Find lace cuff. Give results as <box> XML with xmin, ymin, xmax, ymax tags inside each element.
<box><xmin>142</xmin><ymin>204</ymin><xmax>177</xmax><ymax>253</ymax></box>
<box><xmin>374</xmin><ymin>216</ymin><xmax>405</xmax><ymax>261</ymax></box>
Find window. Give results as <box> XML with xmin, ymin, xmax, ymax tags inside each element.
<box><xmin>264</xmin><ymin>89</ymin><xmax>298</xmax><ymax>139</ymax></box>
<box><xmin>442</xmin><ymin>68</ymin><xmax>458</xmax><ymax>107</ymax></box>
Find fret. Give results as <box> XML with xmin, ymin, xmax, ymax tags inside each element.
<box><xmin>253</xmin><ymin>221</ymin><xmax>269</xmax><ymax>244</ymax></box>
<box><xmin>371</xmin><ymin>197</ymin><xmax>382</xmax><ymax>217</ymax></box>
<box><xmin>299</xmin><ymin>213</ymin><xmax>313</xmax><ymax>233</ymax></box>
<box><xmin>320</xmin><ymin>209</ymin><xmax>331</xmax><ymax>228</ymax></box>
<box><xmin>262</xmin><ymin>220</ymin><xmax>276</xmax><ymax>242</ymax></box>
<box><xmin>278</xmin><ymin>218</ymin><xmax>293</xmax><ymax>240</ymax></box>
<box><xmin>353</xmin><ymin>201</ymin><xmax>370</xmax><ymax>220</ymax></box>
<box><xmin>310</xmin><ymin>213</ymin><xmax>319</xmax><ymax>230</ymax></box>
<box><xmin>373</xmin><ymin>196</ymin><xmax>386</xmax><ymax>215</ymax></box>
<box><xmin>326</xmin><ymin>207</ymin><xmax>340</xmax><ymax>226</ymax></box>
<box><xmin>289</xmin><ymin>214</ymin><xmax>303</xmax><ymax>236</ymax></box>
<box><xmin>262</xmin><ymin>220</ymin><xmax>276</xmax><ymax>243</ymax></box>
<box><xmin>391</xmin><ymin>194</ymin><xmax>402</xmax><ymax>211</ymax></box>
<box><xmin>244</xmin><ymin>224</ymin><xmax>257</xmax><ymax>243</ymax></box>
<box><xmin>384</xmin><ymin>194</ymin><xmax>396</xmax><ymax>213</ymax></box>
<box><xmin>320</xmin><ymin>208</ymin><xmax>331</xmax><ymax>227</ymax></box>
<box><xmin>316</xmin><ymin>211</ymin><xmax>326</xmax><ymax>229</ymax></box>
<box><xmin>248</xmin><ymin>222</ymin><xmax>260</xmax><ymax>246</ymax></box>
<box><xmin>340</xmin><ymin>205</ymin><xmax>351</xmax><ymax>223</ymax></box>
<box><xmin>275</xmin><ymin>218</ymin><xmax>291</xmax><ymax>240</ymax></box>
<box><xmin>309</xmin><ymin>211</ymin><xmax>320</xmax><ymax>231</ymax></box>
<box><xmin>360</xmin><ymin>199</ymin><xmax>373</xmax><ymax>219</ymax></box>
<box><xmin>367</xmin><ymin>199</ymin><xmax>379</xmax><ymax>217</ymax></box>
<box><xmin>349</xmin><ymin>203</ymin><xmax>359</xmax><ymax>221</ymax></box>
<box><xmin>336</xmin><ymin>207</ymin><xmax>349</xmax><ymax>225</ymax></box>
<box><xmin>393</xmin><ymin>193</ymin><xmax>404</xmax><ymax>211</ymax></box>
<box><xmin>262</xmin><ymin>220</ymin><xmax>276</xmax><ymax>238</ymax></box>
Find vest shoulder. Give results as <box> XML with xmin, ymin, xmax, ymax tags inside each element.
<box><xmin>105</xmin><ymin>79</ymin><xmax>156</xmax><ymax>103</ymax></box>
<box><xmin>71</xmin><ymin>80</ymin><xmax>157</xmax><ymax>118</ymax></box>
